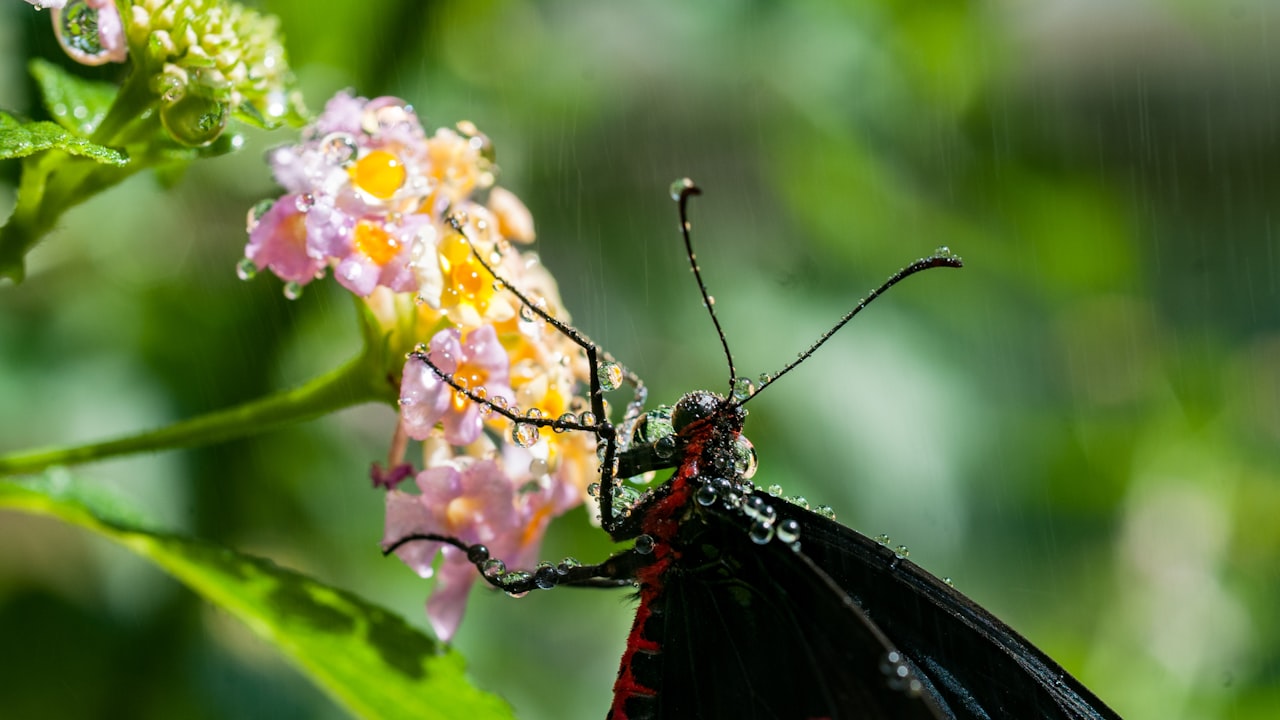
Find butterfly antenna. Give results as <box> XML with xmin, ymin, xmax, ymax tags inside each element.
<box><xmin>673</xmin><ymin>179</ymin><xmax>737</xmax><ymax>389</ymax></box>
<box><xmin>736</xmin><ymin>248</ymin><xmax>963</xmax><ymax>407</ymax></box>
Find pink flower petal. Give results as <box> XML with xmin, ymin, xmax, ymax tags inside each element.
<box><xmin>383</xmin><ymin>458</ymin><xmax>539</xmax><ymax>642</ymax></box>
<box><xmin>310</xmin><ymin>91</ymin><xmax>365</xmax><ymax>137</ymax></box>
<box><xmin>426</xmin><ymin>548</ymin><xmax>481</xmax><ymax>641</ymax></box>
<box><xmin>398</xmin><ymin>326</ymin><xmax>513</xmax><ymax>445</ymax></box>
<box><xmin>245</xmin><ymin>196</ymin><xmax>327</xmax><ymax>285</ymax></box>
<box><xmin>384</xmin><ymin>489</ymin><xmax>438</xmax><ymax>579</ymax></box>
<box><xmin>399</xmin><ymin>357</ymin><xmax>453</xmax><ymax>442</ymax></box>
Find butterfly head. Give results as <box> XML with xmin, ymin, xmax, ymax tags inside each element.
<box><xmin>671</xmin><ymin>390</ymin><xmax>738</xmax><ymax>434</ymax></box>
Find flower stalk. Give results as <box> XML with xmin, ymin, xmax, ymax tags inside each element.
<box><xmin>0</xmin><ymin>349</ymin><xmax>386</xmax><ymax>477</ymax></box>
<box><xmin>0</xmin><ymin>298</ymin><xmax>399</xmax><ymax>476</ymax></box>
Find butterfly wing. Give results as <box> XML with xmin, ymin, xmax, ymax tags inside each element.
<box><xmin>611</xmin><ymin>497</ymin><xmax>1122</xmax><ymax>720</ymax></box>
<box><xmin>781</xmin><ymin>501</ymin><xmax>1123</xmax><ymax>720</ymax></box>
<box><xmin>615</xmin><ymin>504</ymin><xmax>949</xmax><ymax>720</ymax></box>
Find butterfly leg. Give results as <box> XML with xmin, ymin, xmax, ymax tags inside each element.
<box><xmin>382</xmin><ymin>532</ymin><xmax>646</xmax><ymax>593</ymax></box>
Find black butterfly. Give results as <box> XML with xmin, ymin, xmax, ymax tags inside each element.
<box><xmin>387</xmin><ymin>180</ymin><xmax>1123</xmax><ymax>720</ymax></box>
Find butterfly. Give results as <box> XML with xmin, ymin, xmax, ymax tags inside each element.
<box><xmin>387</xmin><ymin>179</ymin><xmax>1123</xmax><ymax>719</ymax></box>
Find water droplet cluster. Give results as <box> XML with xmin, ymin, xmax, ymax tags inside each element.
<box><xmin>691</xmin><ymin>471</ymin><xmax>802</xmax><ymax>552</ymax></box>
<box><xmin>880</xmin><ymin>649</ymin><xmax>925</xmax><ymax>697</ymax></box>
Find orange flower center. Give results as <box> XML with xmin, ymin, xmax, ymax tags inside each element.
<box><xmin>282</xmin><ymin>210</ymin><xmax>307</xmax><ymax>248</ymax></box>
<box><xmin>450</xmin><ymin>359</ymin><xmax>490</xmax><ymax>412</ymax></box>
<box><xmin>349</xmin><ymin>150</ymin><xmax>405</xmax><ymax>200</ymax></box>
<box><xmin>353</xmin><ymin>219</ymin><xmax>400</xmax><ymax>265</ymax></box>
<box><xmin>446</xmin><ymin>496</ymin><xmax>486</xmax><ymax>531</ymax></box>
<box><xmin>521</xmin><ymin>502</ymin><xmax>553</xmax><ymax>548</ymax></box>
<box><xmin>438</xmin><ymin>233</ymin><xmax>495</xmax><ymax>313</ymax></box>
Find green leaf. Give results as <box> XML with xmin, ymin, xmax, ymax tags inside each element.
<box><xmin>29</xmin><ymin>58</ymin><xmax>119</xmax><ymax>136</ymax></box>
<box><xmin>0</xmin><ymin>112</ymin><xmax>127</xmax><ymax>165</ymax></box>
<box><xmin>0</xmin><ymin>475</ymin><xmax>513</xmax><ymax>720</ymax></box>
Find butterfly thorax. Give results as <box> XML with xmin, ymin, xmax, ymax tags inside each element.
<box><xmin>610</xmin><ymin>390</ymin><xmax>749</xmax><ymax>541</ymax></box>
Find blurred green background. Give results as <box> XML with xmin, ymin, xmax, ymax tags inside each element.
<box><xmin>3</xmin><ymin>1</ymin><xmax>1279</xmax><ymax>718</ymax></box>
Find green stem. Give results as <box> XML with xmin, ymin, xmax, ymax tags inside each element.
<box><xmin>0</xmin><ymin>349</ymin><xmax>391</xmax><ymax>477</ymax></box>
<box><xmin>0</xmin><ymin>151</ymin><xmax>60</xmax><ymax>282</ymax></box>
<box><xmin>91</xmin><ymin>65</ymin><xmax>158</xmax><ymax>147</ymax></box>
<box><xmin>1</xmin><ymin>65</ymin><xmax>163</xmax><ymax>282</ymax></box>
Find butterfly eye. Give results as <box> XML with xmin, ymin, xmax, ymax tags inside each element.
<box><xmin>671</xmin><ymin>391</ymin><xmax>722</xmax><ymax>432</ymax></box>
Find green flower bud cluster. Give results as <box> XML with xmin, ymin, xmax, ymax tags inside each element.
<box><xmin>126</xmin><ymin>0</ymin><xmax>305</xmax><ymax>137</ymax></box>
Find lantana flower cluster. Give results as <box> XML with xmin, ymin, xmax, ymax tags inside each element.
<box><xmin>245</xmin><ymin>92</ymin><xmax>597</xmax><ymax>641</ymax></box>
